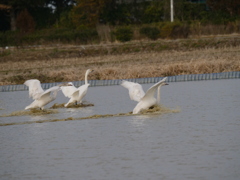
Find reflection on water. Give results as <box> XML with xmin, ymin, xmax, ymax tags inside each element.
<box><xmin>0</xmin><ymin>79</ymin><xmax>240</xmax><ymax>180</ymax></box>
<box><xmin>129</xmin><ymin>116</ymin><xmax>148</xmax><ymax>129</ymax></box>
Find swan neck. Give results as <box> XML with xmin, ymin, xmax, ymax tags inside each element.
<box><xmin>85</xmin><ymin>71</ymin><xmax>88</xmax><ymax>84</ymax></box>
<box><xmin>157</xmin><ymin>86</ymin><xmax>161</xmax><ymax>105</ymax></box>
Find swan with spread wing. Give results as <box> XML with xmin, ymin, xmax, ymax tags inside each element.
<box><xmin>121</xmin><ymin>77</ymin><xmax>168</xmax><ymax>114</ymax></box>
<box><xmin>61</xmin><ymin>69</ymin><xmax>94</xmax><ymax>107</ymax></box>
<box><xmin>24</xmin><ymin>79</ymin><xmax>72</xmax><ymax>110</ymax></box>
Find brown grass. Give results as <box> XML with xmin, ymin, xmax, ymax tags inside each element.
<box><xmin>0</xmin><ymin>42</ymin><xmax>240</xmax><ymax>85</ymax></box>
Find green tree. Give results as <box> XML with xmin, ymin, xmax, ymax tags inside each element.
<box><xmin>100</xmin><ymin>0</ymin><xmax>130</xmax><ymax>25</ymax></box>
<box><xmin>16</xmin><ymin>8</ymin><xmax>35</xmax><ymax>33</ymax></box>
<box><xmin>143</xmin><ymin>0</ymin><xmax>164</xmax><ymax>23</ymax></box>
<box><xmin>100</xmin><ymin>0</ymin><xmax>152</xmax><ymax>25</ymax></box>
<box><xmin>207</xmin><ymin>0</ymin><xmax>240</xmax><ymax>16</ymax></box>
<box><xmin>71</xmin><ymin>0</ymin><xmax>111</xmax><ymax>28</ymax></box>
<box><xmin>45</xmin><ymin>0</ymin><xmax>75</xmax><ymax>21</ymax></box>
<box><xmin>176</xmin><ymin>1</ymin><xmax>206</xmax><ymax>21</ymax></box>
<box><xmin>0</xmin><ymin>0</ymin><xmax>46</xmax><ymax>30</ymax></box>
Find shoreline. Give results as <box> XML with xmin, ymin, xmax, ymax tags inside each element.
<box><xmin>1</xmin><ymin>71</ymin><xmax>239</xmax><ymax>92</ymax></box>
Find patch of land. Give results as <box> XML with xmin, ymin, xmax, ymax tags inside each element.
<box><xmin>0</xmin><ymin>35</ymin><xmax>240</xmax><ymax>85</ymax></box>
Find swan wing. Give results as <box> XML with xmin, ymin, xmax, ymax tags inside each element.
<box><xmin>39</xmin><ymin>86</ymin><xmax>59</xmax><ymax>100</ymax></box>
<box><xmin>121</xmin><ymin>80</ymin><xmax>137</xmax><ymax>89</ymax></box>
<box><xmin>130</xmin><ymin>85</ymin><xmax>145</xmax><ymax>102</ymax></box>
<box><xmin>72</xmin><ymin>89</ymin><xmax>80</xmax><ymax>98</ymax></box>
<box><xmin>77</xmin><ymin>84</ymin><xmax>89</xmax><ymax>102</ymax></box>
<box><xmin>141</xmin><ymin>77</ymin><xmax>167</xmax><ymax>101</ymax></box>
<box><xmin>24</xmin><ymin>79</ymin><xmax>44</xmax><ymax>100</ymax></box>
<box><xmin>61</xmin><ymin>85</ymin><xmax>77</xmax><ymax>98</ymax></box>
<box><xmin>42</xmin><ymin>86</ymin><xmax>59</xmax><ymax>96</ymax></box>
<box><xmin>78</xmin><ymin>84</ymin><xmax>89</xmax><ymax>96</ymax></box>
<box><xmin>121</xmin><ymin>80</ymin><xmax>145</xmax><ymax>102</ymax></box>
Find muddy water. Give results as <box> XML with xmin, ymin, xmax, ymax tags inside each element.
<box><xmin>0</xmin><ymin>79</ymin><xmax>240</xmax><ymax>180</ymax></box>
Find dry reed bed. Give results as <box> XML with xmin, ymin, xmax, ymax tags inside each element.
<box><xmin>0</xmin><ymin>46</ymin><xmax>240</xmax><ymax>85</ymax></box>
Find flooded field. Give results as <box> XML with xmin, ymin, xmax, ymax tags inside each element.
<box><xmin>0</xmin><ymin>79</ymin><xmax>240</xmax><ymax>180</ymax></box>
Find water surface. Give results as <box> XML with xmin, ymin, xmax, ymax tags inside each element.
<box><xmin>0</xmin><ymin>79</ymin><xmax>240</xmax><ymax>180</ymax></box>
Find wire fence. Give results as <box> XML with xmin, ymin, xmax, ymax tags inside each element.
<box><xmin>0</xmin><ymin>71</ymin><xmax>239</xmax><ymax>92</ymax></box>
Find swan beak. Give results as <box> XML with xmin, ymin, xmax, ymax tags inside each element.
<box><xmin>58</xmin><ymin>83</ymin><xmax>73</xmax><ymax>87</ymax></box>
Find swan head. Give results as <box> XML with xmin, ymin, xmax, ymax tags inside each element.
<box><xmin>86</xmin><ymin>69</ymin><xmax>94</xmax><ymax>75</ymax></box>
<box><xmin>67</xmin><ymin>82</ymin><xmax>74</xmax><ymax>86</ymax></box>
<box><xmin>119</xmin><ymin>79</ymin><xmax>124</xmax><ymax>85</ymax></box>
<box><xmin>161</xmin><ymin>82</ymin><xmax>169</xmax><ymax>86</ymax></box>
<box><xmin>120</xmin><ymin>79</ymin><xmax>129</xmax><ymax>83</ymax></box>
<box><xmin>159</xmin><ymin>77</ymin><xmax>169</xmax><ymax>87</ymax></box>
<box><xmin>58</xmin><ymin>82</ymin><xmax>73</xmax><ymax>87</ymax></box>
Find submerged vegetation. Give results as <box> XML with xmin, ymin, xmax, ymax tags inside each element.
<box><xmin>51</xmin><ymin>103</ymin><xmax>94</xmax><ymax>109</ymax></box>
<box><xmin>0</xmin><ymin>109</ymin><xmax>59</xmax><ymax>117</ymax></box>
<box><xmin>0</xmin><ymin>105</ymin><xmax>179</xmax><ymax>126</ymax></box>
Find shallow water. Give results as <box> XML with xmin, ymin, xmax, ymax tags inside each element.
<box><xmin>0</xmin><ymin>79</ymin><xmax>240</xmax><ymax>180</ymax></box>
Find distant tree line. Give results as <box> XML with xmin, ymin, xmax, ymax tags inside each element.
<box><xmin>0</xmin><ymin>0</ymin><xmax>239</xmax><ymax>32</ymax></box>
<box><xmin>0</xmin><ymin>0</ymin><xmax>239</xmax><ymax>46</ymax></box>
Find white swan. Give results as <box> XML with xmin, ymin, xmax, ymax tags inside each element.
<box><xmin>133</xmin><ymin>77</ymin><xmax>168</xmax><ymax>114</ymax></box>
<box><xmin>61</xmin><ymin>69</ymin><xmax>94</xmax><ymax>107</ymax></box>
<box><xmin>121</xmin><ymin>77</ymin><xmax>168</xmax><ymax>114</ymax></box>
<box><xmin>24</xmin><ymin>79</ymin><xmax>72</xmax><ymax>110</ymax></box>
<box><xmin>120</xmin><ymin>80</ymin><xmax>145</xmax><ymax>102</ymax></box>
